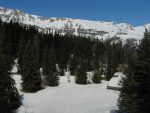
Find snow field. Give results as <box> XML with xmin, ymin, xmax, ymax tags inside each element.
<box><xmin>13</xmin><ymin>74</ymin><xmax>119</xmax><ymax>113</ymax></box>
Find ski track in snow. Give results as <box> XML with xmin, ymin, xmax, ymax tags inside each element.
<box><xmin>13</xmin><ymin>75</ymin><xmax>119</xmax><ymax>113</ymax></box>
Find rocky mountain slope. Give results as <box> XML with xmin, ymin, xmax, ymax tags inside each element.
<box><xmin>0</xmin><ymin>7</ymin><xmax>150</xmax><ymax>41</ymax></box>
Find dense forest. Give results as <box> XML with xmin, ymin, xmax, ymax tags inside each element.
<box><xmin>0</xmin><ymin>20</ymin><xmax>149</xmax><ymax>113</ymax></box>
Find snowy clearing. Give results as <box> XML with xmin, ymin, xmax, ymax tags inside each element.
<box><xmin>13</xmin><ymin>75</ymin><xmax>119</xmax><ymax>113</ymax></box>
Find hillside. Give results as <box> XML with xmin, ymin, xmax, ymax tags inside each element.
<box><xmin>0</xmin><ymin>7</ymin><xmax>150</xmax><ymax>41</ymax></box>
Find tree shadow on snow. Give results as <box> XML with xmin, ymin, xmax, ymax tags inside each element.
<box><xmin>110</xmin><ymin>109</ymin><xmax>118</xmax><ymax>113</ymax></box>
<box><xmin>20</xmin><ymin>94</ymin><xmax>24</xmax><ymax>105</ymax></box>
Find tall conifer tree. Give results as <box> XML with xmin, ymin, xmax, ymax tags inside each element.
<box><xmin>42</xmin><ymin>44</ymin><xmax>59</xmax><ymax>86</ymax></box>
<box><xmin>118</xmin><ymin>30</ymin><xmax>150</xmax><ymax>113</ymax></box>
<box><xmin>21</xmin><ymin>38</ymin><xmax>42</xmax><ymax>92</ymax></box>
<box><xmin>0</xmin><ymin>32</ymin><xmax>21</xmax><ymax>113</ymax></box>
<box><xmin>75</xmin><ymin>60</ymin><xmax>87</xmax><ymax>84</ymax></box>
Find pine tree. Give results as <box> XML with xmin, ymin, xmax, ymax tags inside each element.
<box><xmin>21</xmin><ymin>39</ymin><xmax>42</xmax><ymax>92</ymax></box>
<box><xmin>0</xmin><ymin>39</ymin><xmax>21</xmax><ymax>113</ymax></box>
<box><xmin>42</xmin><ymin>45</ymin><xmax>59</xmax><ymax>86</ymax></box>
<box><xmin>75</xmin><ymin>60</ymin><xmax>87</xmax><ymax>84</ymax></box>
<box><xmin>118</xmin><ymin>30</ymin><xmax>150</xmax><ymax>113</ymax></box>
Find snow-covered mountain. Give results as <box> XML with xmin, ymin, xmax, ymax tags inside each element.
<box><xmin>0</xmin><ymin>7</ymin><xmax>150</xmax><ymax>41</ymax></box>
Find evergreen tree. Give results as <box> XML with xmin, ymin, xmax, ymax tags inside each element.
<box><xmin>21</xmin><ymin>39</ymin><xmax>42</xmax><ymax>92</ymax></box>
<box><xmin>17</xmin><ymin>34</ymin><xmax>27</xmax><ymax>73</ymax></box>
<box><xmin>0</xmin><ymin>39</ymin><xmax>21</xmax><ymax>113</ymax></box>
<box><xmin>59</xmin><ymin>63</ymin><xmax>65</xmax><ymax>76</ymax></box>
<box><xmin>75</xmin><ymin>60</ymin><xmax>87</xmax><ymax>84</ymax></box>
<box><xmin>92</xmin><ymin>70</ymin><xmax>101</xmax><ymax>83</ymax></box>
<box><xmin>92</xmin><ymin>55</ymin><xmax>101</xmax><ymax>83</ymax></box>
<box><xmin>42</xmin><ymin>45</ymin><xmax>59</xmax><ymax>86</ymax></box>
<box><xmin>118</xmin><ymin>30</ymin><xmax>150</xmax><ymax>113</ymax></box>
<box><xmin>69</xmin><ymin>55</ymin><xmax>78</xmax><ymax>75</ymax></box>
<box><xmin>106</xmin><ymin>55</ymin><xmax>116</xmax><ymax>80</ymax></box>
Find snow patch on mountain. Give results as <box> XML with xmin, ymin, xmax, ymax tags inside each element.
<box><xmin>0</xmin><ymin>7</ymin><xmax>150</xmax><ymax>41</ymax></box>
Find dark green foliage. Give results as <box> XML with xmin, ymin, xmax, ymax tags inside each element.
<box><xmin>92</xmin><ymin>70</ymin><xmax>101</xmax><ymax>83</ymax></box>
<box><xmin>0</xmin><ymin>32</ymin><xmax>21</xmax><ymax>113</ymax></box>
<box><xmin>69</xmin><ymin>55</ymin><xmax>78</xmax><ymax>75</ymax></box>
<box><xmin>106</xmin><ymin>56</ymin><xmax>116</xmax><ymax>80</ymax></box>
<box><xmin>0</xmin><ymin>19</ymin><xmax>139</xmax><ymax>90</ymax></box>
<box><xmin>118</xmin><ymin>30</ymin><xmax>150</xmax><ymax>113</ymax></box>
<box><xmin>106</xmin><ymin>41</ymin><xmax>123</xmax><ymax>80</ymax></box>
<box><xmin>59</xmin><ymin>68</ymin><xmax>65</xmax><ymax>76</ymax></box>
<box><xmin>42</xmin><ymin>45</ymin><xmax>59</xmax><ymax>86</ymax></box>
<box><xmin>17</xmin><ymin>34</ymin><xmax>27</xmax><ymax>73</ymax></box>
<box><xmin>46</xmin><ymin>71</ymin><xmax>59</xmax><ymax>86</ymax></box>
<box><xmin>106</xmin><ymin>49</ymin><xmax>116</xmax><ymax>81</ymax></box>
<box><xmin>21</xmin><ymin>38</ymin><xmax>42</xmax><ymax>92</ymax></box>
<box><xmin>92</xmin><ymin>54</ymin><xmax>102</xmax><ymax>83</ymax></box>
<box><xmin>75</xmin><ymin>60</ymin><xmax>87</xmax><ymax>84</ymax></box>
<box><xmin>0</xmin><ymin>20</ymin><xmax>128</xmax><ymax>80</ymax></box>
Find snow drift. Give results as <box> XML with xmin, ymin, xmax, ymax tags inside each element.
<box><xmin>107</xmin><ymin>72</ymin><xmax>126</xmax><ymax>90</ymax></box>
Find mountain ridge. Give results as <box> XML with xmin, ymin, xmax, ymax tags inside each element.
<box><xmin>0</xmin><ymin>7</ymin><xmax>150</xmax><ymax>41</ymax></box>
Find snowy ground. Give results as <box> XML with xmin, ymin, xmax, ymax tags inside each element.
<box><xmin>13</xmin><ymin>74</ymin><xmax>119</xmax><ymax>113</ymax></box>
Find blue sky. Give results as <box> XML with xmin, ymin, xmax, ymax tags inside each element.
<box><xmin>0</xmin><ymin>0</ymin><xmax>150</xmax><ymax>26</ymax></box>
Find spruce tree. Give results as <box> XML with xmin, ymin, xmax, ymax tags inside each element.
<box><xmin>42</xmin><ymin>45</ymin><xmax>59</xmax><ymax>86</ymax></box>
<box><xmin>75</xmin><ymin>60</ymin><xmax>87</xmax><ymax>84</ymax></box>
<box><xmin>21</xmin><ymin>39</ymin><xmax>42</xmax><ymax>92</ymax></box>
<box><xmin>118</xmin><ymin>30</ymin><xmax>150</xmax><ymax>113</ymax></box>
<box><xmin>0</xmin><ymin>41</ymin><xmax>21</xmax><ymax>113</ymax></box>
